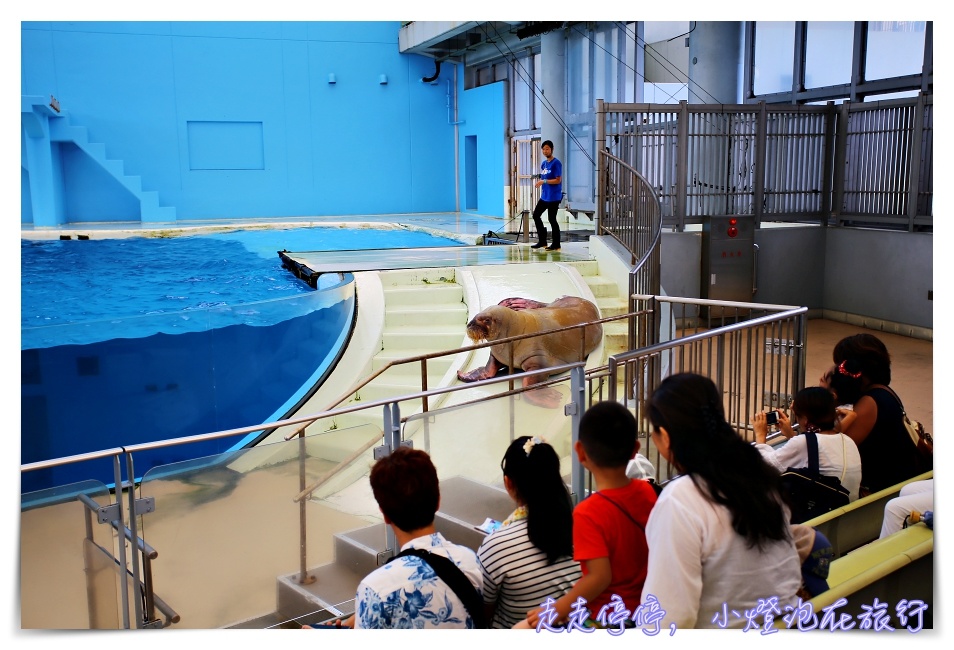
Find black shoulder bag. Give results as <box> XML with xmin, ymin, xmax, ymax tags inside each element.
<box><xmin>779</xmin><ymin>432</ymin><xmax>851</xmax><ymax>524</ymax></box>
<box><xmin>389</xmin><ymin>547</ymin><xmax>488</xmax><ymax>629</ymax></box>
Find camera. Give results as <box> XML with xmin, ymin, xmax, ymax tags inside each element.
<box><xmin>765</xmin><ymin>410</ymin><xmax>779</xmax><ymax>425</ymax></box>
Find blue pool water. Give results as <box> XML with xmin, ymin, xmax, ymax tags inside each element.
<box><xmin>22</xmin><ymin>226</ymin><xmax>463</xmax><ymax>345</ymax></box>
<box><xmin>21</xmin><ymin>227</ymin><xmax>464</xmax><ymax>494</ymax></box>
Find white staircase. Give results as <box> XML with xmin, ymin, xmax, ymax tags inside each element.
<box><xmin>324</xmin><ymin>267</ymin><xmax>468</xmax><ymax>425</ymax></box>
<box><xmin>564</xmin><ymin>260</ymin><xmax>630</xmax><ymax>361</ymax></box>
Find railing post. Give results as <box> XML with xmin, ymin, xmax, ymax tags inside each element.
<box><xmin>113</xmin><ymin>455</ymin><xmax>131</xmax><ymax>629</ymax></box>
<box><xmin>820</xmin><ymin>101</ymin><xmax>837</xmax><ymax>224</ymax></box>
<box><xmin>569</xmin><ymin>365</ymin><xmax>586</xmax><ymax>506</ymax></box>
<box><xmin>753</xmin><ymin>102</ymin><xmax>767</xmax><ymax>227</ymax></box>
<box><xmin>905</xmin><ymin>92</ymin><xmax>926</xmax><ymax>231</ymax></box>
<box><xmin>831</xmin><ymin>102</ymin><xmax>850</xmax><ymax>223</ymax></box>
<box><xmin>295</xmin><ymin>425</ymin><xmax>315</xmax><ymax>585</ymax></box>
<box><xmin>676</xmin><ymin>100</ymin><xmax>689</xmax><ymax>232</ymax></box>
<box><xmin>379</xmin><ymin>402</ymin><xmax>403</xmax><ymax>560</ymax></box>
<box><xmin>596</xmin><ymin>99</ymin><xmax>606</xmax><ymax>233</ymax></box>
<box><xmin>124</xmin><ymin>454</ymin><xmax>145</xmax><ymax>628</ymax></box>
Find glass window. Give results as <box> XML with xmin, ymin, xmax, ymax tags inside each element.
<box><xmin>568</xmin><ymin>27</ymin><xmax>590</xmax><ymax>114</ymax></box>
<box><xmin>754</xmin><ymin>22</ymin><xmax>795</xmax><ymax>95</ymax></box>
<box><xmin>805</xmin><ymin>22</ymin><xmax>853</xmax><ymax>89</ymax></box>
<box><xmin>477</xmin><ymin>66</ymin><xmax>494</xmax><ymax>87</ymax></box>
<box><xmin>866</xmin><ymin>21</ymin><xmax>926</xmax><ymax>80</ymax></box>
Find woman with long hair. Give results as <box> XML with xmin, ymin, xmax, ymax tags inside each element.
<box><xmin>477</xmin><ymin>436</ymin><xmax>581</xmax><ymax>628</ymax></box>
<box><xmin>641</xmin><ymin>373</ymin><xmax>802</xmax><ymax>629</ymax></box>
<box><xmin>828</xmin><ymin>333</ymin><xmax>924</xmax><ymax>494</ymax></box>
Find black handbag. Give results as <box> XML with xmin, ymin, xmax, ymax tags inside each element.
<box><xmin>779</xmin><ymin>432</ymin><xmax>851</xmax><ymax>524</ymax></box>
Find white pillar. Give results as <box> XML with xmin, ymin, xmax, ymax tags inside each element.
<box><xmin>539</xmin><ymin>30</ymin><xmax>567</xmax><ymax>158</ymax></box>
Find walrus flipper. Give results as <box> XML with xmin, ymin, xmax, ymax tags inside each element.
<box><xmin>457</xmin><ymin>353</ymin><xmax>508</xmax><ymax>383</ymax></box>
<box><xmin>520</xmin><ymin>362</ymin><xmax>564</xmax><ymax>409</ymax></box>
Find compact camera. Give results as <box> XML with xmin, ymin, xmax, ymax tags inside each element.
<box><xmin>765</xmin><ymin>410</ymin><xmax>779</xmax><ymax>425</ymax></box>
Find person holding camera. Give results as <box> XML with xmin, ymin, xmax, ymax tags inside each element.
<box><xmin>753</xmin><ymin>386</ymin><xmax>863</xmax><ymax>502</ymax></box>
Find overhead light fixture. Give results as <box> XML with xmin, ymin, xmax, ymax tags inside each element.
<box><xmin>379</xmin><ymin>74</ymin><xmax>388</xmax><ymax>85</ymax></box>
<box><xmin>328</xmin><ymin>73</ymin><xmax>336</xmax><ymax>84</ymax></box>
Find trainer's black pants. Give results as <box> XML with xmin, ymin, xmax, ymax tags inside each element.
<box><xmin>532</xmin><ymin>199</ymin><xmax>561</xmax><ymax>247</ymax></box>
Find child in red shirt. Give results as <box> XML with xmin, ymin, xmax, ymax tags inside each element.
<box><xmin>526</xmin><ymin>401</ymin><xmax>657</xmax><ymax>627</ymax></box>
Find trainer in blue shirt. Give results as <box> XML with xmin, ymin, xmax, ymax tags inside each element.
<box><xmin>531</xmin><ymin>140</ymin><xmax>564</xmax><ymax>251</ymax></box>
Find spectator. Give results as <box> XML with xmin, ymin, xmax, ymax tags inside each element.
<box><xmin>828</xmin><ymin>333</ymin><xmax>923</xmax><ymax>494</ymax></box>
<box><xmin>879</xmin><ymin>478</ymin><xmax>934</xmax><ymax>538</ymax></box>
<box><xmin>754</xmin><ymin>386</ymin><xmax>863</xmax><ymax>502</ymax></box>
<box><xmin>640</xmin><ymin>373</ymin><xmax>802</xmax><ymax>629</ymax></box>
<box><xmin>351</xmin><ymin>447</ymin><xmax>483</xmax><ymax>629</ymax></box>
<box><xmin>524</xmin><ymin>401</ymin><xmax>658</xmax><ymax>628</ymax></box>
<box><xmin>477</xmin><ymin>436</ymin><xmax>581</xmax><ymax>628</ymax></box>
<box><xmin>820</xmin><ymin>364</ymin><xmax>856</xmax><ymax>433</ymax></box>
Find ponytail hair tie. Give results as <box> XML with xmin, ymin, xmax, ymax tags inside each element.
<box><xmin>523</xmin><ymin>436</ymin><xmax>545</xmax><ymax>456</ymax></box>
<box><xmin>837</xmin><ymin>360</ymin><xmax>862</xmax><ymax>379</ymax></box>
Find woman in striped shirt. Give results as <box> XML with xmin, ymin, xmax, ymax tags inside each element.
<box><xmin>477</xmin><ymin>436</ymin><xmax>582</xmax><ymax>628</ymax></box>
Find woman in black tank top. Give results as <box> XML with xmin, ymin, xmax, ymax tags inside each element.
<box><xmin>828</xmin><ymin>334</ymin><xmax>922</xmax><ymax>494</ymax></box>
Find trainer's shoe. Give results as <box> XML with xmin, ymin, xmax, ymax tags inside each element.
<box><xmin>545</xmin><ymin>245</ymin><xmax>561</xmax><ymax>251</ymax></box>
<box><xmin>530</xmin><ymin>242</ymin><xmax>547</xmax><ymax>249</ymax></box>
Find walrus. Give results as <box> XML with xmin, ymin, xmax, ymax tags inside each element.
<box><xmin>457</xmin><ymin>296</ymin><xmax>602</xmax><ymax>408</ymax></box>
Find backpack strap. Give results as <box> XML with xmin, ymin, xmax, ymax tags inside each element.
<box><xmin>389</xmin><ymin>547</ymin><xmax>487</xmax><ymax>629</ymax></box>
<box><xmin>805</xmin><ymin>431</ymin><xmax>821</xmax><ymax>478</ymax></box>
<box><xmin>594</xmin><ymin>491</ymin><xmax>645</xmax><ymax>533</ymax></box>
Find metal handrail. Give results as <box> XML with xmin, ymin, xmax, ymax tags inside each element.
<box><xmin>21</xmin><ymin>294</ymin><xmax>809</xmax><ymax>628</ymax></box>
<box><xmin>310</xmin><ymin>306</ymin><xmax>651</xmax><ymax>425</ymax></box>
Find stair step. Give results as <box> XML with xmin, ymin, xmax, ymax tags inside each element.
<box><xmin>381</xmin><ymin>328</ymin><xmax>464</xmax><ymax>350</ymax></box>
<box><xmin>384</xmin><ymin>305</ymin><xmax>468</xmax><ymax>327</ymax></box>
<box><xmin>596</xmin><ymin>299</ymin><xmax>628</xmax><ymax>318</ymax></box>
<box><xmin>277</xmin><ymin>562</ymin><xmax>365</xmax><ymax>624</ymax></box>
<box><xmin>48</xmin><ymin>122</ymin><xmax>89</xmax><ymax>144</ymax></box>
<box><xmin>333</xmin><ymin>522</ymin><xmax>388</xmax><ymax>578</ymax></box>
<box><xmin>83</xmin><ymin>141</ymin><xmax>107</xmax><ymax>160</ymax></box>
<box><xmin>378</xmin><ymin>268</ymin><xmax>459</xmax><ymax>287</ymax></box>
<box><xmin>584</xmin><ymin>277</ymin><xmax>620</xmax><ymax>298</ymax></box>
<box><xmin>372</xmin><ymin>352</ymin><xmax>454</xmax><ymax>375</ymax></box>
<box><xmin>565</xmin><ymin>260</ymin><xmax>600</xmax><ymax>276</ymax></box>
<box><xmin>273</xmin><ymin>478</ymin><xmax>521</xmax><ymax>626</ymax></box>
<box><xmin>434</xmin><ymin>476</ymin><xmax>515</xmax><ymax>552</ymax></box>
<box><xmin>383</xmin><ymin>285</ymin><xmax>463</xmax><ymax>306</ymax></box>
<box><xmin>354</xmin><ymin>382</ymin><xmax>432</xmax><ymax>404</ymax></box>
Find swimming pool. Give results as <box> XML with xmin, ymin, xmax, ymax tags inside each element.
<box><xmin>21</xmin><ymin>226</ymin><xmax>465</xmax><ymax>493</ymax></box>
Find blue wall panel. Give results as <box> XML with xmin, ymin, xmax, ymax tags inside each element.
<box><xmin>20</xmin><ymin>28</ymin><xmax>57</xmax><ymax>96</ymax></box>
<box><xmin>20</xmin><ymin>22</ymin><xmax>470</xmax><ymax>222</ymax></box>
<box><xmin>459</xmin><ymin>81</ymin><xmax>506</xmax><ymax>217</ymax></box>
